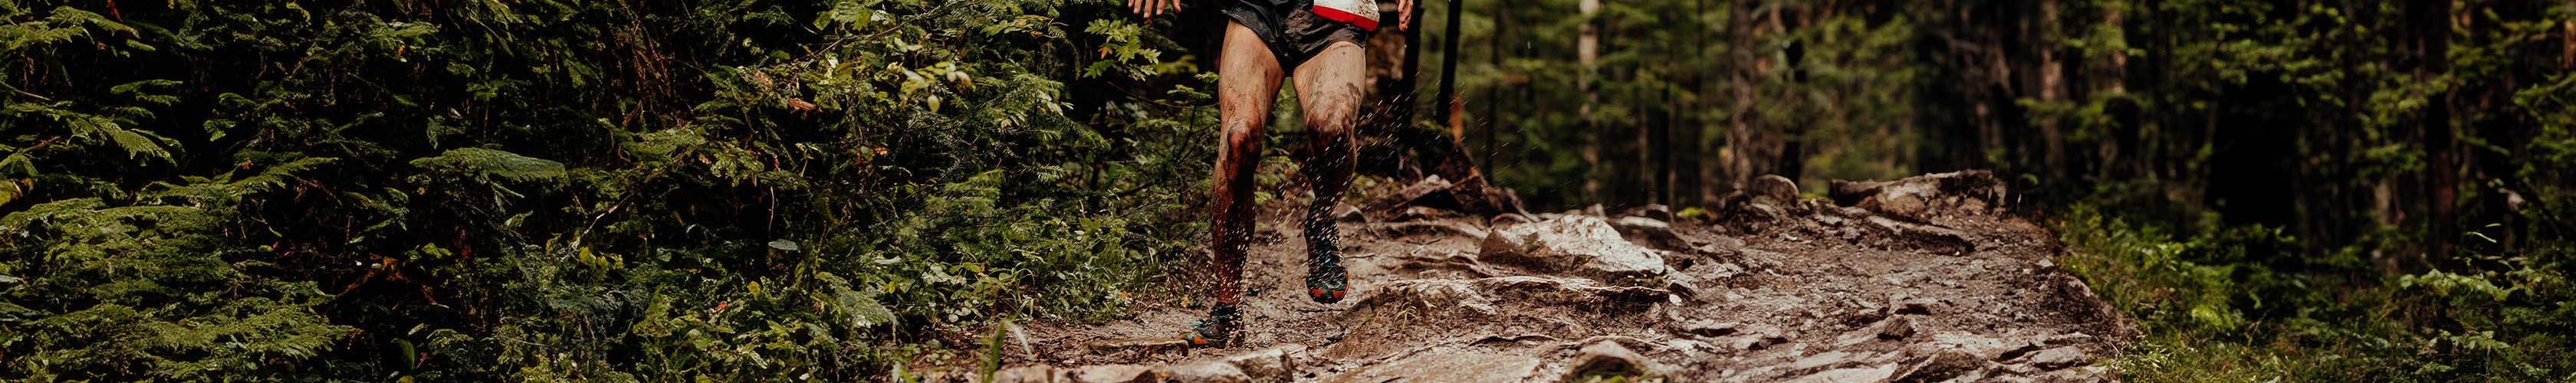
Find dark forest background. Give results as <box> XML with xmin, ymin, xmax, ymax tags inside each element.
<box><xmin>2</xmin><ymin>0</ymin><xmax>2573</xmax><ymax>381</ymax></box>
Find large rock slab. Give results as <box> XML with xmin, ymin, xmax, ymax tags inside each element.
<box><xmin>1478</xmin><ymin>214</ymin><xmax>1671</xmax><ymax>283</ymax></box>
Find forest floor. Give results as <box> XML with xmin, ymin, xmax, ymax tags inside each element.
<box><xmin>936</xmin><ymin>172</ymin><xmax>2138</xmax><ymax>382</ymax></box>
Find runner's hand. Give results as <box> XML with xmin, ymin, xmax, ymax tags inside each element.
<box><xmin>1396</xmin><ymin>0</ymin><xmax>1413</xmax><ymax>31</ymax></box>
<box><xmin>1130</xmin><ymin>0</ymin><xmax>1181</xmax><ymax>19</ymax></box>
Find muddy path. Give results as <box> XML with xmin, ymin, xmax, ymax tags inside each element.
<box><xmin>972</xmin><ymin>172</ymin><xmax>2137</xmax><ymax>382</ymax></box>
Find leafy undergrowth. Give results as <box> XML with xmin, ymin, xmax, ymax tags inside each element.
<box><xmin>2055</xmin><ymin>204</ymin><xmax>2576</xmax><ymax>381</ymax></box>
<box><xmin>0</xmin><ymin>1</ymin><xmax>1217</xmax><ymax>381</ymax></box>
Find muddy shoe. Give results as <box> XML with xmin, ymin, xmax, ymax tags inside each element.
<box><xmin>1177</xmin><ymin>303</ymin><xmax>1238</xmax><ymax>347</ymax></box>
<box><xmin>1306</xmin><ymin>218</ymin><xmax>1349</xmax><ymax>303</ymax></box>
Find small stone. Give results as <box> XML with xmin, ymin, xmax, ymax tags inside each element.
<box><xmin>1875</xmin><ymin>316</ymin><xmax>1915</xmax><ymax>340</ymax></box>
<box><xmin>1565</xmin><ymin>340</ymin><xmax>1661</xmax><ymax>381</ymax></box>
<box><xmin>1153</xmin><ymin>360</ymin><xmax>1252</xmax><ymax>383</ymax></box>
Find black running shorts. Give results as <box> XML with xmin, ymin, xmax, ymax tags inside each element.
<box><xmin>1223</xmin><ymin>0</ymin><xmax>1373</xmax><ymax>69</ymax></box>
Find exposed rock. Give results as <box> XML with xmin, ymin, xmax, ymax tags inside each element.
<box><xmin>2016</xmin><ymin>346</ymin><xmax>2093</xmax><ymax>370</ymax></box>
<box><xmin>988</xmin><ymin>365</ymin><xmax>1057</xmax><ymax>383</ymax></box>
<box><xmin>1863</xmin><ymin>215</ymin><xmax>1976</xmax><ymax>255</ymax></box>
<box><xmin>1612</xmin><ymin>215</ymin><xmax>1697</xmax><ymax>250</ymax></box>
<box><xmin>1222</xmin><ymin>344</ymin><xmax>1308</xmax><ymax>383</ymax></box>
<box><xmin>1375</xmin><ymin>221</ymin><xmax>1488</xmax><ymax>239</ymax></box>
<box><xmin>1479</xmin><ymin>215</ymin><xmax>1671</xmax><ymax>283</ymax></box>
<box><xmin>1323</xmin><ymin>353</ymin><xmax>1539</xmax><ymax>383</ymax></box>
<box><xmin>1827</xmin><ymin>171</ymin><xmax>2008</xmax><ymax>221</ymax></box>
<box><xmin>1477</xmin><ymin>275</ymin><xmax>1670</xmax><ymax>303</ymax></box>
<box><xmin>1391</xmin><ymin>205</ymin><xmax>1461</xmax><ymax>222</ymax></box>
<box><xmin>1623</xmin><ymin>204</ymin><xmax>1675</xmax><ymax>221</ymax></box>
<box><xmin>1891</xmin><ymin>349</ymin><xmax>1993</xmax><ymax>383</ymax></box>
<box><xmin>1750</xmin><ymin>175</ymin><xmax>1802</xmax><ymax>205</ymax></box>
<box><xmin>1352</xmin><ymin>279</ymin><xmax>1498</xmax><ymax>317</ymax></box>
<box><xmin>1152</xmin><ymin>360</ymin><xmax>1251</xmax><ymax>383</ymax></box>
<box><xmin>1017</xmin><ymin>170</ymin><xmax>2133</xmax><ymax>383</ymax></box>
<box><xmin>1369</xmin><ymin>175</ymin><xmax>1459</xmax><ymax>214</ymax></box>
<box><xmin>1787</xmin><ymin>350</ymin><xmax>1873</xmax><ymax>372</ymax></box>
<box><xmin>1888</xmin><ymin>295</ymin><xmax>1938</xmax><ymax>316</ymax></box>
<box><xmin>1086</xmin><ymin>337</ymin><xmax>1188</xmax><ymax>358</ymax></box>
<box><xmin>1876</xmin><ymin>316</ymin><xmax>1916</xmax><ymax>340</ymax></box>
<box><xmin>1565</xmin><ymin>340</ymin><xmax>1662</xmax><ymax>381</ymax></box>
<box><xmin>1720</xmin><ymin>334</ymin><xmax>1792</xmax><ymax>351</ymax></box>
<box><xmin>1065</xmin><ymin>365</ymin><xmax>1155</xmax><ymax>383</ymax></box>
<box><xmin>1788</xmin><ymin>363</ymin><xmax>1900</xmax><ymax>383</ymax></box>
<box><xmin>1331</xmin><ymin>203</ymin><xmax>1365</xmax><ymax>223</ymax></box>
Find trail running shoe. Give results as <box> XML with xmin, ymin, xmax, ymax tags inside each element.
<box><xmin>1176</xmin><ymin>303</ymin><xmax>1237</xmax><ymax>347</ymax></box>
<box><xmin>1305</xmin><ymin>218</ymin><xmax>1349</xmax><ymax>303</ymax></box>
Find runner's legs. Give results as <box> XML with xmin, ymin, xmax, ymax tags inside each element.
<box><xmin>1211</xmin><ymin>21</ymin><xmax>1286</xmax><ymax>306</ymax></box>
<box><xmin>1292</xmin><ymin>41</ymin><xmax>1362</xmax><ymax>238</ymax></box>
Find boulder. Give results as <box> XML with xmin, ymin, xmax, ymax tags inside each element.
<box><xmin>1478</xmin><ymin>215</ymin><xmax>1671</xmax><ymax>283</ymax></box>
<box><xmin>1750</xmin><ymin>175</ymin><xmax>1801</xmax><ymax>205</ymax></box>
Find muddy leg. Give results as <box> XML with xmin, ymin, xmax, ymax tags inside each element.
<box><xmin>1293</xmin><ymin>41</ymin><xmax>1364</xmax><ymax>303</ymax></box>
<box><xmin>1209</xmin><ymin>21</ymin><xmax>1284</xmax><ymax>307</ymax></box>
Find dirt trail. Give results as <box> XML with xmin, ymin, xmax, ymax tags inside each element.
<box><xmin>984</xmin><ymin>172</ymin><xmax>2137</xmax><ymax>382</ymax></box>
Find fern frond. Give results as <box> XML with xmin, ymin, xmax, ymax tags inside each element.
<box><xmin>104</xmin><ymin>126</ymin><xmax>170</xmax><ymax>162</ymax></box>
<box><xmin>409</xmin><ymin>147</ymin><xmax>566</xmax><ymax>182</ymax></box>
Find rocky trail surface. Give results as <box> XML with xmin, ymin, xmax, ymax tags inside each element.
<box><xmin>968</xmin><ymin>172</ymin><xmax>2136</xmax><ymax>382</ymax></box>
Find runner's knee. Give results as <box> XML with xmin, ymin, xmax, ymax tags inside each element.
<box><xmin>1221</xmin><ymin>121</ymin><xmax>1264</xmax><ymax>158</ymax></box>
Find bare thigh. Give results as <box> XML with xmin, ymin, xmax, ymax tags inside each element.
<box><xmin>1220</xmin><ymin>21</ymin><xmax>1286</xmax><ymax>133</ymax></box>
<box><xmin>1291</xmin><ymin>41</ymin><xmax>1366</xmax><ymax>134</ymax></box>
